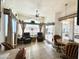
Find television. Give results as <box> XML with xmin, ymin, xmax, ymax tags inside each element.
<box><xmin>77</xmin><ymin>0</ymin><xmax>79</xmax><ymax>25</ymax></box>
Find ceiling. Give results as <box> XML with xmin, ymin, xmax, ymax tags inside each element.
<box><xmin>2</xmin><ymin>0</ymin><xmax>77</xmax><ymax>22</ymax></box>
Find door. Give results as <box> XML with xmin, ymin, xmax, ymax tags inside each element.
<box><xmin>61</xmin><ymin>18</ymin><xmax>74</xmax><ymax>40</ymax></box>
<box><xmin>45</xmin><ymin>25</ymin><xmax>54</xmax><ymax>42</ymax></box>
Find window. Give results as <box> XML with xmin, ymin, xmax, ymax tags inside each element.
<box><xmin>4</xmin><ymin>14</ymin><xmax>8</xmax><ymax>36</ymax></box>
<box><xmin>45</xmin><ymin>25</ymin><xmax>54</xmax><ymax>42</ymax></box>
<box><xmin>18</xmin><ymin>23</ymin><xmax>22</xmax><ymax>36</ymax></box>
<box><xmin>12</xmin><ymin>18</ymin><xmax>16</xmax><ymax>33</ymax></box>
<box><xmin>61</xmin><ymin>18</ymin><xmax>73</xmax><ymax>40</ymax></box>
<box><xmin>61</xmin><ymin>20</ymin><xmax>71</xmax><ymax>40</ymax></box>
<box><xmin>24</xmin><ymin>24</ymin><xmax>39</xmax><ymax>37</ymax></box>
<box><xmin>74</xmin><ymin>17</ymin><xmax>79</xmax><ymax>43</ymax></box>
<box><xmin>74</xmin><ymin>17</ymin><xmax>79</xmax><ymax>34</ymax></box>
<box><xmin>12</xmin><ymin>18</ymin><xmax>17</xmax><ymax>45</ymax></box>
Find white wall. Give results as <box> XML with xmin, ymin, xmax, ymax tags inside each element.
<box><xmin>0</xmin><ymin>2</ymin><xmax>5</xmax><ymax>44</ymax></box>
<box><xmin>0</xmin><ymin>12</ymin><xmax>5</xmax><ymax>44</ymax></box>
<box><xmin>55</xmin><ymin>12</ymin><xmax>62</xmax><ymax>35</ymax></box>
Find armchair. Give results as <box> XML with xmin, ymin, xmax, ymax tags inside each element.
<box><xmin>37</xmin><ymin>32</ymin><xmax>45</xmax><ymax>42</ymax></box>
<box><xmin>22</xmin><ymin>32</ymin><xmax>31</xmax><ymax>44</ymax></box>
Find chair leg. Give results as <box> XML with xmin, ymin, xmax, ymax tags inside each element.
<box><xmin>60</xmin><ymin>55</ymin><xmax>68</xmax><ymax>59</ymax></box>
<box><xmin>56</xmin><ymin>47</ymin><xmax>61</xmax><ymax>53</ymax></box>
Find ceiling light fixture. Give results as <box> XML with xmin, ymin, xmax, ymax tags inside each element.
<box><xmin>65</xmin><ymin>3</ymin><xmax>68</xmax><ymax>16</ymax></box>
<box><xmin>35</xmin><ymin>10</ymin><xmax>39</xmax><ymax>20</ymax></box>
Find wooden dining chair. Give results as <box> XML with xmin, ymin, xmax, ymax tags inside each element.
<box><xmin>53</xmin><ymin>35</ymin><xmax>64</xmax><ymax>52</ymax></box>
<box><xmin>61</xmin><ymin>43</ymin><xmax>78</xmax><ymax>59</ymax></box>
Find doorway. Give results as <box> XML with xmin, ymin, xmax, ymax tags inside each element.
<box><xmin>45</xmin><ymin>25</ymin><xmax>54</xmax><ymax>42</ymax></box>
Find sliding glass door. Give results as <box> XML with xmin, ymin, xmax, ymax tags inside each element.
<box><xmin>45</xmin><ymin>25</ymin><xmax>54</xmax><ymax>42</ymax></box>
<box><xmin>61</xmin><ymin>16</ymin><xmax>79</xmax><ymax>43</ymax></box>
<box><xmin>12</xmin><ymin>18</ymin><xmax>17</xmax><ymax>45</ymax></box>
<box><xmin>74</xmin><ymin>17</ymin><xmax>79</xmax><ymax>43</ymax></box>
<box><xmin>61</xmin><ymin>18</ymin><xmax>74</xmax><ymax>40</ymax></box>
<box><xmin>4</xmin><ymin>14</ymin><xmax>8</xmax><ymax>40</ymax></box>
<box><xmin>0</xmin><ymin>12</ymin><xmax>1</xmax><ymax>31</ymax></box>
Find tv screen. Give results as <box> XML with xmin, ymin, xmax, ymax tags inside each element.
<box><xmin>77</xmin><ymin>0</ymin><xmax>79</xmax><ymax>25</ymax></box>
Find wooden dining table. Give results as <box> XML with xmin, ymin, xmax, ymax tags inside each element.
<box><xmin>56</xmin><ymin>39</ymin><xmax>69</xmax><ymax>46</ymax></box>
<box><xmin>61</xmin><ymin>39</ymin><xmax>69</xmax><ymax>45</ymax></box>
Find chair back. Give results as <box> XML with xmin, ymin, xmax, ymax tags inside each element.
<box><xmin>53</xmin><ymin>35</ymin><xmax>62</xmax><ymax>45</ymax></box>
<box><xmin>37</xmin><ymin>32</ymin><xmax>44</xmax><ymax>42</ymax></box>
<box><xmin>23</xmin><ymin>32</ymin><xmax>30</xmax><ymax>38</ymax></box>
<box><xmin>37</xmin><ymin>32</ymin><xmax>43</xmax><ymax>36</ymax></box>
<box><xmin>65</xmin><ymin>43</ymin><xmax>78</xmax><ymax>58</ymax></box>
